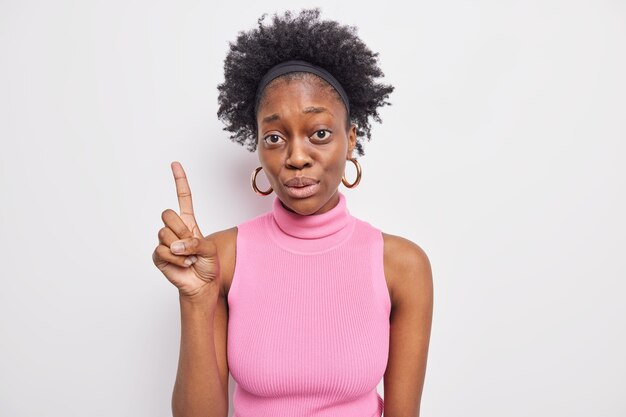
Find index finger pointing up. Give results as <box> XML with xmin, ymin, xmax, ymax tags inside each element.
<box><xmin>170</xmin><ymin>161</ymin><xmax>201</xmax><ymax>237</ymax></box>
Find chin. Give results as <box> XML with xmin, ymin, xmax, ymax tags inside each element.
<box><xmin>279</xmin><ymin>191</ymin><xmax>324</xmax><ymax>215</ymax></box>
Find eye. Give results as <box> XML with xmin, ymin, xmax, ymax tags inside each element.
<box><xmin>312</xmin><ymin>129</ymin><xmax>332</xmax><ymax>141</ymax></box>
<box><xmin>263</xmin><ymin>134</ymin><xmax>284</xmax><ymax>145</ymax></box>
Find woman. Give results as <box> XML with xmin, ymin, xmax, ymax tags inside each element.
<box><xmin>152</xmin><ymin>8</ymin><xmax>433</xmax><ymax>417</ymax></box>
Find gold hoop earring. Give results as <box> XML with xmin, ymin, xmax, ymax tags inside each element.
<box><xmin>342</xmin><ymin>157</ymin><xmax>362</xmax><ymax>189</ymax></box>
<box><xmin>251</xmin><ymin>166</ymin><xmax>273</xmax><ymax>196</ymax></box>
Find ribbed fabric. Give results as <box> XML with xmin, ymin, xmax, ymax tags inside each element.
<box><xmin>227</xmin><ymin>192</ymin><xmax>391</xmax><ymax>417</ymax></box>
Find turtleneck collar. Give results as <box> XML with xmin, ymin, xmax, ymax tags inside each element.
<box><xmin>267</xmin><ymin>191</ymin><xmax>356</xmax><ymax>254</ymax></box>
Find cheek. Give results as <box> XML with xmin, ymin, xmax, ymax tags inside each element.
<box><xmin>257</xmin><ymin>150</ymin><xmax>274</xmax><ymax>176</ymax></box>
<box><xmin>325</xmin><ymin>154</ymin><xmax>347</xmax><ymax>178</ymax></box>
<box><xmin>326</xmin><ymin>143</ymin><xmax>347</xmax><ymax>167</ymax></box>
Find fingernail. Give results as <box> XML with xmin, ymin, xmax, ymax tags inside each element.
<box><xmin>189</xmin><ymin>256</ymin><xmax>198</xmax><ymax>263</ymax></box>
<box><xmin>184</xmin><ymin>257</ymin><xmax>193</xmax><ymax>266</ymax></box>
<box><xmin>171</xmin><ymin>242</ymin><xmax>184</xmax><ymax>253</ymax></box>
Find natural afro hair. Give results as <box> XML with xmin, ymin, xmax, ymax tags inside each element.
<box><xmin>216</xmin><ymin>7</ymin><xmax>394</xmax><ymax>157</ymax></box>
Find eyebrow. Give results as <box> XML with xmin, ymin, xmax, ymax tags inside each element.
<box><xmin>261</xmin><ymin>106</ymin><xmax>333</xmax><ymax>124</ymax></box>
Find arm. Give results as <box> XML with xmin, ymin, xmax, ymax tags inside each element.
<box><xmin>171</xmin><ymin>292</ymin><xmax>229</xmax><ymax>417</ymax></box>
<box><xmin>172</xmin><ymin>228</ymin><xmax>235</xmax><ymax>417</ymax></box>
<box><xmin>382</xmin><ymin>233</ymin><xmax>434</xmax><ymax>417</ymax></box>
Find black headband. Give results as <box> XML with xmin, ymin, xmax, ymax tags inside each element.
<box><xmin>253</xmin><ymin>59</ymin><xmax>350</xmax><ymax>116</ymax></box>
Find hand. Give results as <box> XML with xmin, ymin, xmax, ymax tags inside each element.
<box><xmin>152</xmin><ymin>161</ymin><xmax>221</xmax><ymax>300</ymax></box>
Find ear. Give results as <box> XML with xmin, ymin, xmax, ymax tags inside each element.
<box><xmin>346</xmin><ymin>123</ymin><xmax>357</xmax><ymax>159</ymax></box>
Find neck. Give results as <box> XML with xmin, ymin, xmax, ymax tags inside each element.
<box><xmin>267</xmin><ymin>191</ymin><xmax>356</xmax><ymax>254</ymax></box>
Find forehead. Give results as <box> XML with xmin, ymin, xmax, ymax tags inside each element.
<box><xmin>256</xmin><ymin>73</ymin><xmax>345</xmax><ymax>117</ymax></box>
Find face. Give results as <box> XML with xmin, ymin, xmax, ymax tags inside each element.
<box><xmin>256</xmin><ymin>76</ymin><xmax>357</xmax><ymax>215</ymax></box>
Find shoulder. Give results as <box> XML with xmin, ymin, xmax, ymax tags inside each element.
<box><xmin>204</xmin><ymin>226</ymin><xmax>238</xmax><ymax>298</ymax></box>
<box><xmin>205</xmin><ymin>226</ymin><xmax>238</xmax><ymax>246</ymax></box>
<box><xmin>381</xmin><ymin>232</ymin><xmax>433</xmax><ymax>310</ymax></box>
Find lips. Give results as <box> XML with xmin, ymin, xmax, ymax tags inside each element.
<box><xmin>283</xmin><ymin>176</ymin><xmax>320</xmax><ymax>198</ymax></box>
<box><xmin>284</xmin><ymin>176</ymin><xmax>319</xmax><ymax>187</ymax></box>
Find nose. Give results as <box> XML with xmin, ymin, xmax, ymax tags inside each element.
<box><xmin>285</xmin><ymin>137</ymin><xmax>313</xmax><ymax>169</ymax></box>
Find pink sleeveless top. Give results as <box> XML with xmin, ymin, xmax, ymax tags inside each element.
<box><xmin>227</xmin><ymin>192</ymin><xmax>391</xmax><ymax>417</ymax></box>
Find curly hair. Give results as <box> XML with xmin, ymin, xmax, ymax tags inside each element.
<box><xmin>216</xmin><ymin>7</ymin><xmax>394</xmax><ymax>157</ymax></box>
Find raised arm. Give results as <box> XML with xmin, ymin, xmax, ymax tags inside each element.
<box><xmin>152</xmin><ymin>161</ymin><xmax>228</xmax><ymax>417</ymax></box>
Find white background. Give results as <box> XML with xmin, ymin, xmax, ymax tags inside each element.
<box><xmin>1</xmin><ymin>0</ymin><xmax>624</xmax><ymax>416</ymax></box>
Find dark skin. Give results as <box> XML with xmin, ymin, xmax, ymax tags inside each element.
<box><xmin>255</xmin><ymin>75</ymin><xmax>355</xmax><ymax>215</ymax></box>
<box><xmin>171</xmin><ymin>75</ymin><xmax>433</xmax><ymax>417</ymax></box>
<box><xmin>257</xmin><ymin>79</ymin><xmax>356</xmax><ymax>215</ymax></box>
